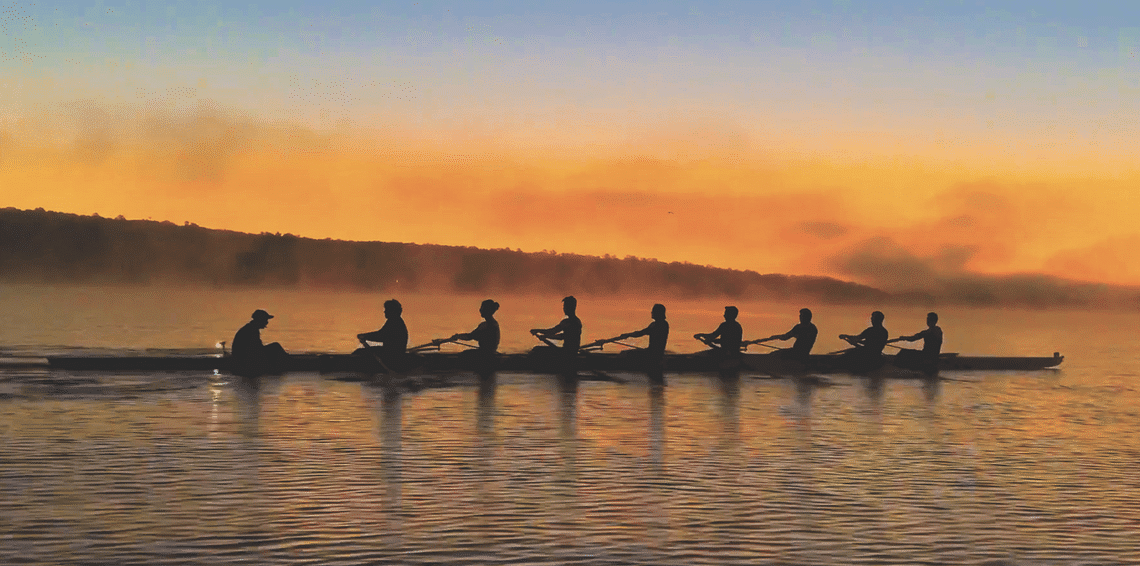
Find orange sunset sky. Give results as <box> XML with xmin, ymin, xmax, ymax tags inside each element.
<box><xmin>3</xmin><ymin>1</ymin><xmax>1140</xmax><ymax>292</ymax></box>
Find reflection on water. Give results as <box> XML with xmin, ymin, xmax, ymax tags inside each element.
<box><xmin>1</xmin><ymin>368</ymin><xmax>1139</xmax><ymax>564</ymax></box>
<box><xmin>3</xmin><ymin>287</ymin><xmax>1140</xmax><ymax>564</ymax></box>
<box><xmin>379</xmin><ymin>386</ymin><xmax>404</xmax><ymax>552</ymax></box>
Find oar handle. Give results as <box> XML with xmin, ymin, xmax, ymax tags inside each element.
<box><xmin>742</xmin><ymin>339</ymin><xmax>779</xmax><ymax>350</ymax></box>
<box><xmin>412</xmin><ymin>337</ymin><xmax>448</xmax><ymax>349</ymax></box>
<box><xmin>582</xmin><ymin>335</ymin><xmax>642</xmax><ymax>351</ymax></box>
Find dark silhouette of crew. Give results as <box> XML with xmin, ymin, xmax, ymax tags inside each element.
<box><xmin>617</xmin><ymin>303</ymin><xmax>669</xmax><ymax>358</ymax></box>
<box><xmin>530</xmin><ymin>296</ymin><xmax>583</xmax><ymax>353</ymax></box>
<box><xmin>449</xmin><ymin>299</ymin><xmax>501</xmax><ymax>369</ymax></box>
<box><xmin>695</xmin><ymin>306</ymin><xmax>743</xmax><ymax>357</ymax></box>
<box><xmin>888</xmin><ymin>312</ymin><xmax>943</xmax><ymax>373</ymax></box>
<box><xmin>356</xmin><ymin>299</ymin><xmax>410</xmax><ymax>370</ymax></box>
<box><xmin>615</xmin><ymin>303</ymin><xmax>669</xmax><ymax>377</ymax></box>
<box><xmin>231</xmin><ymin>309</ymin><xmax>290</xmax><ymax>375</ymax></box>
<box><xmin>755</xmin><ymin>308</ymin><xmax>818</xmax><ymax>362</ymax></box>
<box><xmin>838</xmin><ymin>310</ymin><xmax>889</xmax><ymax>372</ymax></box>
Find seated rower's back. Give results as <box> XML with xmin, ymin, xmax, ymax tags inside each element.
<box><xmin>356</xmin><ymin>299</ymin><xmax>409</xmax><ymax>364</ymax></box>
<box><xmin>890</xmin><ymin>312</ymin><xmax>942</xmax><ymax>370</ymax></box>
<box><xmin>451</xmin><ymin>299</ymin><xmax>501</xmax><ymax>360</ymax></box>
<box><xmin>757</xmin><ymin>308</ymin><xmax>818</xmax><ymax>362</ymax></box>
<box><xmin>232</xmin><ymin>309</ymin><xmax>289</xmax><ymax>372</ymax></box>
<box><xmin>838</xmin><ymin>310</ymin><xmax>888</xmax><ymax>371</ymax></box>
<box><xmin>530</xmin><ymin>296</ymin><xmax>582</xmax><ymax>355</ymax></box>
<box><xmin>618</xmin><ymin>303</ymin><xmax>670</xmax><ymax>361</ymax></box>
<box><xmin>695</xmin><ymin>306</ymin><xmax>743</xmax><ymax>356</ymax></box>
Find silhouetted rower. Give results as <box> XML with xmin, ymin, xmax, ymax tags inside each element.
<box><xmin>756</xmin><ymin>307</ymin><xmax>818</xmax><ymax>362</ymax></box>
<box><xmin>450</xmin><ymin>299</ymin><xmax>501</xmax><ymax>370</ymax></box>
<box><xmin>356</xmin><ymin>299</ymin><xmax>410</xmax><ymax>370</ymax></box>
<box><xmin>889</xmin><ymin>312</ymin><xmax>943</xmax><ymax>373</ymax></box>
<box><xmin>838</xmin><ymin>310</ymin><xmax>888</xmax><ymax>372</ymax></box>
<box><xmin>451</xmin><ymin>299</ymin><xmax>501</xmax><ymax>352</ymax></box>
<box><xmin>231</xmin><ymin>309</ymin><xmax>290</xmax><ymax>374</ymax></box>
<box><xmin>695</xmin><ymin>306</ymin><xmax>743</xmax><ymax>357</ymax></box>
<box><xmin>611</xmin><ymin>303</ymin><xmax>670</xmax><ymax>379</ymax></box>
<box><xmin>617</xmin><ymin>303</ymin><xmax>669</xmax><ymax>358</ymax></box>
<box><xmin>530</xmin><ymin>296</ymin><xmax>583</xmax><ymax>368</ymax></box>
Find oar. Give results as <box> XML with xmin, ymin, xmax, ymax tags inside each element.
<box><xmin>409</xmin><ymin>338</ymin><xmax>449</xmax><ymax>353</ymax></box>
<box><xmin>359</xmin><ymin>341</ymin><xmax>396</xmax><ymax>375</ymax></box>
<box><xmin>746</xmin><ymin>341</ymin><xmax>780</xmax><ymax>351</ymax></box>
<box><xmin>693</xmin><ymin>334</ymin><xmax>716</xmax><ymax>349</ymax></box>
<box><xmin>826</xmin><ymin>335</ymin><xmax>864</xmax><ymax>355</ymax></box>
<box><xmin>409</xmin><ymin>337</ymin><xmax>479</xmax><ymax>353</ymax></box>
<box><xmin>582</xmin><ymin>335</ymin><xmax>643</xmax><ymax>352</ymax></box>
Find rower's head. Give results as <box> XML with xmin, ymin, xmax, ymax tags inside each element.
<box><xmin>562</xmin><ymin>295</ymin><xmax>577</xmax><ymax>316</ymax></box>
<box><xmin>871</xmin><ymin>310</ymin><xmax>885</xmax><ymax>326</ymax></box>
<box><xmin>651</xmin><ymin>303</ymin><xmax>666</xmax><ymax>320</ymax></box>
<box><xmin>384</xmin><ymin>299</ymin><xmax>403</xmax><ymax>319</ymax></box>
<box><xmin>927</xmin><ymin>312</ymin><xmax>938</xmax><ymax>326</ymax></box>
<box><xmin>250</xmin><ymin>309</ymin><xmax>274</xmax><ymax>328</ymax></box>
<box><xmin>724</xmin><ymin>306</ymin><xmax>738</xmax><ymax>321</ymax></box>
<box><xmin>480</xmin><ymin>299</ymin><xmax>500</xmax><ymax>318</ymax></box>
<box><xmin>799</xmin><ymin>308</ymin><xmax>812</xmax><ymax>323</ymax></box>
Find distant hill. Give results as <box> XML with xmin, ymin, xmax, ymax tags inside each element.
<box><xmin>0</xmin><ymin>207</ymin><xmax>889</xmax><ymax>303</ymax></box>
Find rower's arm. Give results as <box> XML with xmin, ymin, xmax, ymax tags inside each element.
<box><xmin>451</xmin><ymin>325</ymin><xmax>480</xmax><ymax>341</ymax></box>
<box><xmin>357</xmin><ymin>330</ymin><xmax>384</xmax><ymax>344</ymax></box>
<box><xmin>359</xmin><ymin>321</ymin><xmax>397</xmax><ymax>344</ymax></box>
<box><xmin>623</xmin><ymin>325</ymin><xmax>652</xmax><ymax>339</ymax></box>
<box><xmin>532</xmin><ymin>319</ymin><xmax>567</xmax><ymax>338</ymax></box>
<box><xmin>761</xmin><ymin>327</ymin><xmax>796</xmax><ymax>342</ymax></box>
<box><xmin>893</xmin><ymin>329</ymin><xmax>926</xmax><ymax>342</ymax></box>
<box><xmin>694</xmin><ymin>327</ymin><xmax>722</xmax><ymax>347</ymax></box>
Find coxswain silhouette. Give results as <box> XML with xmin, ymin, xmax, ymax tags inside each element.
<box><xmin>888</xmin><ymin>312</ymin><xmax>943</xmax><ymax>374</ymax></box>
<box><xmin>838</xmin><ymin>310</ymin><xmax>889</xmax><ymax>373</ymax></box>
<box><xmin>231</xmin><ymin>309</ymin><xmax>290</xmax><ymax>375</ymax></box>
<box><xmin>356</xmin><ymin>299</ymin><xmax>410</xmax><ymax>372</ymax></box>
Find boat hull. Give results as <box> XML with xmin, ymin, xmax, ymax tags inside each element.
<box><xmin>46</xmin><ymin>350</ymin><xmax>1064</xmax><ymax>374</ymax></box>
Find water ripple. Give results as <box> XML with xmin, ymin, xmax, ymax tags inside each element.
<box><xmin>1</xmin><ymin>370</ymin><xmax>1138</xmax><ymax>565</ymax></box>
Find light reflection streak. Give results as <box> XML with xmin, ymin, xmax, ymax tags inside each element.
<box><xmin>208</xmin><ymin>376</ymin><xmax>224</xmax><ymax>438</ymax></box>
<box><xmin>646</xmin><ymin>383</ymin><xmax>668</xmax><ymax>557</ymax></box>
<box><xmin>379</xmin><ymin>386</ymin><xmax>404</xmax><ymax>549</ymax></box>
<box><xmin>472</xmin><ymin>374</ymin><xmax>499</xmax><ymax>557</ymax></box>
<box><xmin>552</xmin><ymin>374</ymin><xmax>580</xmax><ymax>559</ymax></box>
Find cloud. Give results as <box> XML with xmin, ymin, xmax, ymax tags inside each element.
<box><xmin>6</xmin><ymin>97</ymin><xmax>1140</xmax><ymax>303</ymax></box>
<box><xmin>796</xmin><ymin>221</ymin><xmax>849</xmax><ymax>239</ymax></box>
<box><xmin>1043</xmin><ymin>235</ymin><xmax>1140</xmax><ymax>285</ymax></box>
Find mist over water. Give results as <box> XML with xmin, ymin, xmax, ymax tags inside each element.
<box><xmin>2</xmin><ymin>284</ymin><xmax>1139</xmax><ymax>565</ymax></box>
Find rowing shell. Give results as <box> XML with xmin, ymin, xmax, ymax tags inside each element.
<box><xmin>44</xmin><ymin>350</ymin><xmax>1063</xmax><ymax>374</ymax></box>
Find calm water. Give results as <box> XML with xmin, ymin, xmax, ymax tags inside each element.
<box><xmin>1</xmin><ymin>284</ymin><xmax>1139</xmax><ymax>565</ymax></box>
